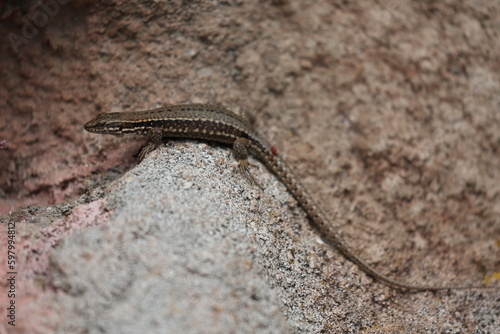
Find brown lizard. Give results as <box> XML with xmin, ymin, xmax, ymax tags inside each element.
<box><xmin>84</xmin><ymin>103</ymin><xmax>497</xmax><ymax>291</ymax></box>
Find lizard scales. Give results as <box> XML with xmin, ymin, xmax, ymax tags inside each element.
<box><xmin>84</xmin><ymin>103</ymin><xmax>492</xmax><ymax>291</ymax></box>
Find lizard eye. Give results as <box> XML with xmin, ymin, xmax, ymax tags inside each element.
<box><xmin>111</xmin><ymin>122</ymin><xmax>123</xmax><ymax>132</ymax></box>
<box><xmin>105</xmin><ymin>122</ymin><xmax>123</xmax><ymax>134</ymax></box>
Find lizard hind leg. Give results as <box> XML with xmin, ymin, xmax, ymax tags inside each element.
<box><xmin>233</xmin><ymin>138</ymin><xmax>262</xmax><ymax>188</ymax></box>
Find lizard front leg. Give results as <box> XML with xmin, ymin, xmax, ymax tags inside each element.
<box><xmin>139</xmin><ymin>128</ymin><xmax>163</xmax><ymax>160</ymax></box>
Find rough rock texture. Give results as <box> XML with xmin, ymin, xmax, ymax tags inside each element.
<box><xmin>2</xmin><ymin>144</ymin><xmax>499</xmax><ymax>333</ymax></box>
<box><xmin>0</xmin><ymin>1</ymin><xmax>499</xmax><ymax>333</ymax></box>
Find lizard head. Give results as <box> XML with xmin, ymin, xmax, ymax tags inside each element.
<box><xmin>84</xmin><ymin>113</ymin><xmax>125</xmax><ymax>135</ymax></box>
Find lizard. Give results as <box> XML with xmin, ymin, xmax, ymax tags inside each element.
<box><xmin>84</xmin><ymin>103</ymin><xmax>496</xmax><ymax>291</ymax></box>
